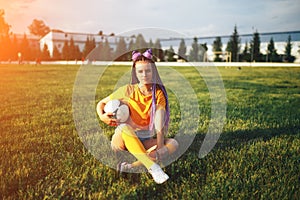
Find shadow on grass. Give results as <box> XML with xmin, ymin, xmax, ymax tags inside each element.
<box><xmin>189</xmin><ymin>124</ymin><xmax>300</xmax><ymax>154</ymax></box>
<box><xmin>105</xmin><ymin>124</ymin><xmax>300</xmax><ymax>200</ymax></box>
<box><xmin>224</xmin><ymin>79</ymin><xmax>299</xmax><ymax>94</ymax></box>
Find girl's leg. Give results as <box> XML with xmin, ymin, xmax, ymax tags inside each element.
<box><xmin>143</xmin><ymin>138</ymin><xmax>179</xmax><ymax>160</ymax></box>
<box><xmin>111</xmin><ymin>125</ymin><xmax>126</xmax><ymax>152</ymax></box>
<box><xmin>112</xmin><ymin>124</ymin><xmax>170</xmax><ymax>184</ymax></box>
<box><xmin>111</xmin><ymin>125</ymin><xmax>156</xmax><ymax>168</ymax></box>
<box><xmin>116</xmin><ymin>124</ymin><xmax>155</xmax><ymax>169</ymax></box>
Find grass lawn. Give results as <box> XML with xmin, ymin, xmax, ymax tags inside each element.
<box><xmin>0</xmin><ymin>64</ymin><xmax>299</xmax><ymax>199</ymax></box>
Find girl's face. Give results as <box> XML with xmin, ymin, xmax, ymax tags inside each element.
<box><xmin>135</xmin><ymin>61</ymin><xmax>153</xmax><ymax>85</ymax></box>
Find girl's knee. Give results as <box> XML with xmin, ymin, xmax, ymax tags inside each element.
<box><xmin>166</xmin><ymin>138</ymin><xmax>179</xmax><ymax>152</ymax></box>
<box><xmin>116</xmin><ymin>124</ymin><xmax>134</xmax><ymax>134</ymax></box>
<box><xmin>117</xmin><ymin>124</ymin><xmax>136</xmax><ymax>138</ymax></box>
<box><xmin>111</xmin><ymin>124</ymin><xmax>135</xmax><ymax>151</ymax></box>
<box><xmin>111</xmin><ymin>124</ymin><xmax>130</xmax><ymax>151</ymax></box>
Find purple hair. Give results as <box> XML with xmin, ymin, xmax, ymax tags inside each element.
<box><xmin>130</xmin><ymin>49</ymin><xmax>170</xmax><ymax>132</ymax></box>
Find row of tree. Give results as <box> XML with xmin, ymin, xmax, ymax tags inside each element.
<box><xmin>39</xmin><ymin>33</ymin><xmax>168</xmax><ymax>62</ymax></box>
<box><xmin>99</xmin><ymin>27</ymin><xmax>296</xmax><ymax>63</ymax></box>
<box><xmin>4</xmin><ymin>30</ymin><xmax>297</xmax><ymax>63</ymax></box>
<box><xmin>212</xmin><ymin>25</ymin><xmax>296</xmax><ymax>62</ymax></box>
<box><xmin>0</xmin><ymin>9</ymin><xmax>298</xmax><ymax>62</ymax></box>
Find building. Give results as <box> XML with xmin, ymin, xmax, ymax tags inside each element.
<box><xmin>10</xmin><ymin>33</ymin><xmax>40</xmax><ymax>50</ymax></box>
<box><xmin>39</xmin><ymin>30</ymin><xmax>133</xmax><ymax>57</ymax></box>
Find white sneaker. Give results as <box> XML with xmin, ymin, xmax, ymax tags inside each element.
<box><xmin>148</xmin><ymin>163</ymin><xmax>169</xmax><ymax>184</ymax></box>
<box><xmin>117</xmin><ymin>162</ymin><xmax>132</xmax><ymax>172</ymax></box>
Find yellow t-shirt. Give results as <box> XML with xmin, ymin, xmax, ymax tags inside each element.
<box><xmin>109</xmin><ymin>84</ymin><xmax>166</xmax><ymax>128</ymax></box>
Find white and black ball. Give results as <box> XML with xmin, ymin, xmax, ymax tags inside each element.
<box><xmin>104</xmin><ymin>99</ymin><xmax>129</xmax><ymax>123</ymax></box>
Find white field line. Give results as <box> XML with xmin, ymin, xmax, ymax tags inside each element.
<box><xmin>1</xmin><ymin>60</ymin><xmax>300</xmax><ymax>67</ymax></box>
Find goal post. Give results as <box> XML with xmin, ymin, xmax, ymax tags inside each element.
<box><xmin>213</xmin><ymin>51</ymin><xmax>232</xmax><ymax>62</ymax></box>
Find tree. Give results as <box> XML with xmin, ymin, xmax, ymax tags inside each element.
<box><xmin>28</xmin><ymin>19</ymin><xmax>50</xmax><ymax>38</ymax></box>
<box><xmin>153</xmin><ymin>39</ymin><xmax>164</xmax><ymax>61</ymax></box>
<box><xmin>41</xmin><ymin>44</ymin><xmax>50</xmax><ymax>60</ymax></box>
<box><xmin>199</xmin><ymin>43</ymin><xmax>208</xmax><ymax>62</ymax></box>
<box><xmin>102</xmin><ymin>38</ymin><xmax>112</xmax><ymax>61</ymax></box>
<box><xmin>97</xmin><ymin>41</ymin><xmax>104</xmax><ymax>61</ymax></box>
<box><xmin>267</xmin><ymin>37</ymin><xmax>280</xmax><ymax>62</ymax></box>
<box><xmin>20</xmin><ymin>34</ymin><xmax>31</xmax><ymax>60</ymax></box>
<box><xmin>226</xmin><ymin>25</ymin><xmax>240</xmax><ymax>62</ymax></box>
<box><xmin>213</xmin><ymin>37</ymin><xmax>223</xmax><ymax>62</ymax></box>
<box><xmin>10</xmin><ymin>34</ymin><xmax>19</xmax><ymax>60</ymax></box>
<box><xmin>284</xmin><ymin>35</ymin><xmax>295</xmax><ymax>63</ymax></box>
<box><xmin>82</xmin><ymin>36</ymin><xmax>96</xmax><ymax>58</ymax></box>
<box><xmin>135</xmin><ymin>33</ymin><xmax>147</xmax><ymax>50</ymax></box>
<box><xmin>241</xmin><ymin>41</ymin><xmax>251</xmax><ymax>62</ymax></box>
<box><xmin>0</xmin><ymin>9</ymin><xmax>11</xmax><ymax>61</ymax></box>
<box><xmin>69</xmin><ymin>37</ymin><xmax>77</xmax><ymax>60</ymax></box>
<box><xmin>52</xmin><ymin>45</ymin><xmax>61</xmax><ymax>60</ymax></box>
<box><xmin>127</xmin><ymin>38</ymin><xmax>135</xmax><ymax>52</ymax></box>
<box><xmin>69</xmin><ymin>37</ymin><xmax>75</xmax><ymax>60</ymax></box>
<box><xmin>166</xmin><ymin>46</ymin><xmax>176</xmax><ymax>62</ymax></box>
<box><xmin>250</xmin><ymin>31</ymin><xmax>261</xmax><ymax>62</ymax></box>
<box><xmin>62</xmin><ymin>40</ymin><xmax>70</xmax><ymax>60</ymax></box>
<box><xmin>0</xmin><ymin>9</ymin><xmax>10</xmax><ymax>36</ymax></box>
<box><xmin>148</xmin><ymin>39</ymin><xmax>154</xmax><ymax>48</ymax></box>
<box><xmin>189</xmin><ymin>37</ymin><xmax>199</xmax><ymax>61</ymax></box>
<box><xmin>74</xmin><ymin>45</ymin><xmax>82</xmax><ymax>60</ymax></box>
<box><xmin>114</xmin><ymin>37</ymin><xmax>128</xmax><ymax>61</ymax></box>
<box><xmin>178</xmin><ymin>39</ymin><xmax>187</xmax><ymax>60</ymax></box>
<box><xmin>2</xmin><ymin>34</ymin><xmax>12</xmax><ymax>61</ymax></box>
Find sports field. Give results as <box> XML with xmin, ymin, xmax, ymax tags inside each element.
<box><xmin>0</xmin><ymin>64</ymin><xmax>299</xmax><ymax>199</ymax></box>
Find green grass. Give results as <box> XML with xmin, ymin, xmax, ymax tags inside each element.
<box><xmin>0</xmin><ymin>64</ymin><xmax>299</xmax><ymax>199</ymax></box>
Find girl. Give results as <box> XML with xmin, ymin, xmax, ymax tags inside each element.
<box><xmin>96</xmin><ymin>49</ymin><xmax>178</xmax><ymax>184</ymax></box>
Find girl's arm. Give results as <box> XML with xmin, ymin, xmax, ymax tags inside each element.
<box><xmin>154</xmin><ymin>109</ymin><xmax>166</xmax><ymax>149</ymax></box>
<box><xmin>96</xmin><ymin>96</ymin><xmax>118</xmax><ymax>126</ymax></box>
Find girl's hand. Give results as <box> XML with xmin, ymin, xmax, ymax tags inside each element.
<box><xmin>100</xmin><ymin>112</ymin><xmax>119</xmax><ymax>127</ymax></box>
<box><xmin>97</xmin><ymin>97</ymin><xmax>120</xmax><ymax>127</ymax></box>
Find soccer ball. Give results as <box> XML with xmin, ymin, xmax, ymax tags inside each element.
<box><xmin>104</xmin><ymin>99</ymin><xmax>130</xmax><ymax>123</ymax></box>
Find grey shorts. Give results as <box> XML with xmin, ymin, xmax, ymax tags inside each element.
<box><xmin>135</xmin><ymin>130</ymin><xmax>153</xmax><ymax>142</ymax></box>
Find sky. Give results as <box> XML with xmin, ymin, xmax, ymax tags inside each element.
<box><xmin>1</xmin><ymin>0</ymin><xmax>300</xmax><ymax>40</ymax></box>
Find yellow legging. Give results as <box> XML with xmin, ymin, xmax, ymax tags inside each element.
<box><xmin>120</xmin><ymin>125</ymin><xmax>155</xmax><ymax>169</ymax></box>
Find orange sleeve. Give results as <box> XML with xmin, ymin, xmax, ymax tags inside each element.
<box><xmin>156</xmin><ymin>89</ymin><xmax>166</xmax><ymax>111</ymax></box>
